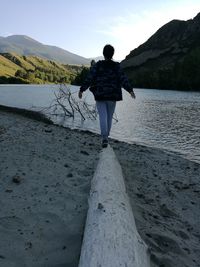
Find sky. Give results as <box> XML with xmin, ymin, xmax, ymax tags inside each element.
<box><xmin>1</xmin><ymin>0</ymin><xmax>199</xmax><ymax>60</ymax></box>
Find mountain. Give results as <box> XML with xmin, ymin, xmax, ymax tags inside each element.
<box><xmin>0</xmin><ymin>35</ymin><xmax>90</xmax><ymax>65</ymax></box>
<box><xmin>121</xmin><ymin>12</ymin><xmax>200</xmax><ymax>90</ymax></box>
<box><xmin>0</xmin><ymin>52</ymin><xmax>84</xmax><ymax>84</ymax></box>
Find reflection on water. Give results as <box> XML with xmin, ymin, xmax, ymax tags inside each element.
<box><xmin>113</xmin><ymin>89</ymin><xmax>200</xmax><ymax>163</ymax></box>
<box><xmin>0</xmin><ymin>84</ymin><xmax>200</xmax><ymax>163</ymax></box>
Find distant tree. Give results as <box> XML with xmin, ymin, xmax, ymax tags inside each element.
<box><xmin>26</xmin><ymin>70</ymin><xmax>35</xmax><ymax>81</ymax></box>
<box><xmin>15</xmin><ymin>69</ymin><xmax>27</xmax><ymax>79</ymax></box>
<box><xmin>71</xmin><ymin>67</ymin><xmax>89</xmax><ymax>85</ymax></box>
<box><xmin>90</xmin><ymin>59</ymin><xmax>96</xmax><ymax>67</ymax></box>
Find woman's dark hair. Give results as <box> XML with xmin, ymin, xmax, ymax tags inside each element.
<box><xmin>103</xmin><ymin>44</ymin><xmax>115</xmax><ymax>59</ymax></box>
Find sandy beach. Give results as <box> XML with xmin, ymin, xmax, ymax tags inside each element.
<box><xmin>0</xmin><ymin>108</ymin><xmax>200</xmax><ymax>267</ymax></box>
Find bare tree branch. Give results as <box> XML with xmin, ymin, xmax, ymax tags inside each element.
<box><xmin>39</xmin><ymin>84</ymin><xmax>119</xmax><ymax>124</ymax></box>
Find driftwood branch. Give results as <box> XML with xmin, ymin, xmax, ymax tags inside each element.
<box><xmin>40</xmin><ymin>85</ymin><xmax>119</xmax><ymax>123</ymax></box>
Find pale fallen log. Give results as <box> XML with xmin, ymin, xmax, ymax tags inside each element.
<box><xmin>78</xmin><ymin>145</ymin><xmax>150</xmax><ymax>267</ymax></box>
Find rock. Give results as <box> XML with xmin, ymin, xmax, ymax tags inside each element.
<box><xmin>5</xmin><ymin>189</ymin><xmax>13</xmax><ymax>193</ymax></box>
<box><xmin>12</xmin><ymin>175</ymin><xmax>23</xmax><ymax>184</ymax></box>
<box><xmin>80</xmin><ymin>150</ymin><xmax>89</xmax><ymax>156</ymax></box>
<box><xmin>44</xmin><ymin>129</ymin><xmax>52</xmax><ymax>133</ymax></box>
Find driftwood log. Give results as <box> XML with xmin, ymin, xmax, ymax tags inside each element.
<box><xmin>78</xmin><ymin>146</ymin><xmax>150</xmax><ymax>267</ymax></box>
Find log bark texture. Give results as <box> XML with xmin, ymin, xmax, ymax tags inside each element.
<box><xmin>79</xmin><ymin>145</ymin><xmax>150</xmax><ymax>267</ymax></box>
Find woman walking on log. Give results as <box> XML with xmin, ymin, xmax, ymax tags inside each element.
<box><xmin>78</xmin><ymin>44</ymin><xmax>136</xmax><ymax>148</ymax></box>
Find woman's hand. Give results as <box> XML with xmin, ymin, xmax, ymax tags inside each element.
<box><xmin>130</xmin><ymin>91</ymin><xmax>136</xmax><ymax>99</ymax></box>
<box><xmin>78</xmin><ymin>91</ymin><xmax>83</xmax><ymax>99</ymax></box>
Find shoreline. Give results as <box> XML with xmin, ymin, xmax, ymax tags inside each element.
<box><xmin>0</xmin><ymin>103</ymin><xmax>199</xmax><ymax>166</ymax></box>
<box><xmin>0</xmin><ymin>109</ymin><xmax>200</xmax><ymax>267</ymax></box>
<box><xmin>1</xmin><ymin>83</ymin><xmax>200</xmax><ymax>92</ymax></box>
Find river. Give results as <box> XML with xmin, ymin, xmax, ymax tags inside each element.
<box><xmin>0</xmin><ymin>84</ymin><xmax>200</xmax><ymax>163</ymax></box>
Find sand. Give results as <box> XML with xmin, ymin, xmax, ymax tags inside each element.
<box><xmin>114</xmin><ymin>141</ymin><xmax>200</xmax><ymax>267</ymax></box>
<box><xmin>0</xmin><ymin>109</ymin><xmax>200</xmax><ymax>267</ymax></box>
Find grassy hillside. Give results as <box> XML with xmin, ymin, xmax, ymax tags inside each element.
<box><xmin>0</xmin><ymin>54</ymin><xmax>22</xmax><ymax>76</ymax></box>
<box><xmin>0</xmin><ymin>53</ymin><xmax>85</xmax><ymax>84</ymax></box>
<box><xmin>124</xmin><ymin>47</ymin><xmax>200</xmax><ymax>91</ymax></box>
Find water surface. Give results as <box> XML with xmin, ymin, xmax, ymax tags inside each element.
<box><xmin>0</xmin><ymin>84</ymin><xmax>200</xmax><ymax>163</ymax></box>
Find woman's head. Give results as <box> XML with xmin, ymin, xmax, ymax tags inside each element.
<box><xmin>103</xmin><ymin>44</ymin><xmax>114</xmax><ymax>60</ymax></box>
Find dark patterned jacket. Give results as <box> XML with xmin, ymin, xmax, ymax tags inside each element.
<box><xmin>80</xmin><ymin>60</ymin><xmax>133</xmax><ymax>101</ymax></box>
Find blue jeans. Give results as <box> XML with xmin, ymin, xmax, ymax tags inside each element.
<box><xmin>96</xmin><ymin>101</ymin><xmax>116</xmax><ymax>140</ymax></box>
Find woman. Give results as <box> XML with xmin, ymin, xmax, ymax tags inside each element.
<box><xmin>78</xmin><ymin>44</ymin><xmax>135</xmax><ymax>148</ymax></box>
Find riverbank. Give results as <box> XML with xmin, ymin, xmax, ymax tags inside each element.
<box><xmin>0</xmin><ymin>109</ymin><xmax>199</xmax><ymax>267</ymax></box>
